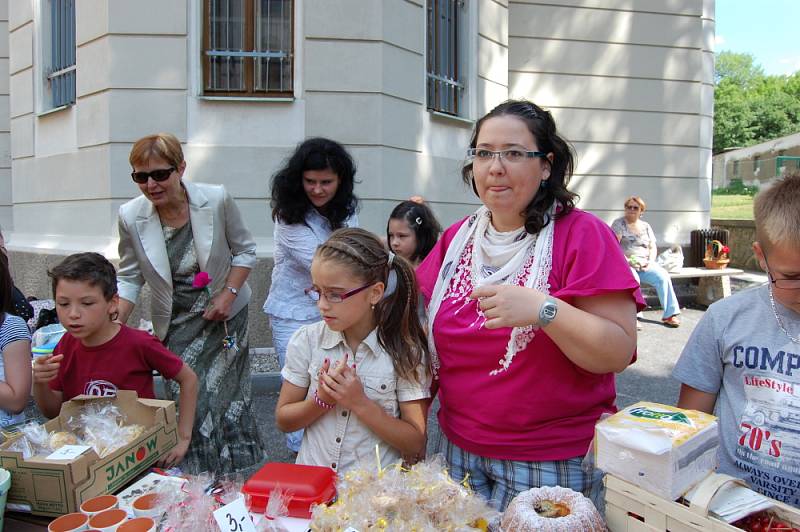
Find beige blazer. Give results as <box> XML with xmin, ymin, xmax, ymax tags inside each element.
<box><xmin>117</xmin><ymin>181</ymin><xmax>256</xmax><ymax>340</ymax></box>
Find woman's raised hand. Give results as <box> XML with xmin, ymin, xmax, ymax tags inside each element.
<box><xmin>470</xmin><ymin>285</ymin><xmax>545</xmax><ymax>329</ymax></box>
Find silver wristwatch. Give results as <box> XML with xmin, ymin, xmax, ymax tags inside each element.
<box><xmin>538</xmin><ymin>296</ymin><xmax>558</xmax><ymax>326</ymax></box>
<box><xmin>226</xmin><ymin>286</ymin><xmax>239</xmax><ymax>296</ymax></box>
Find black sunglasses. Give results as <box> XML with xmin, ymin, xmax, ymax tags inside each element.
<box><xmin>131</xmin><ymin>167</ymin><xmax>175</xmax><ymax>184</ymax></box>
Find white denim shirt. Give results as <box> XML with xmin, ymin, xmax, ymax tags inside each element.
<box><xmin>281</xmin><ymin>321</ymin><xmax>431</xmax><ymax>474</ymax></box>
<box><xmin>263</xmin><ymin>209</ymin><xmax>358</xmax><ymax>320</ymax></box>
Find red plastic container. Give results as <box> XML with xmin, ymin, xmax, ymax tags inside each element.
<box><xmin>243</xmin><ymin>462</ymin><xmax>337</xmax><ymax>518</ymax></box>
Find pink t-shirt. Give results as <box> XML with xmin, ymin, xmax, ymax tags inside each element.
<box><xmin>416</xmin><ymin>209</ymin><xmax>644</xmax><ymax>461</ymax></box>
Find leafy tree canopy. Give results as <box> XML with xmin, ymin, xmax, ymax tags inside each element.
<box><xmin>714</xmin><ymin>51</ymin><xmax>800</xmax><ymax>152</ymax></box>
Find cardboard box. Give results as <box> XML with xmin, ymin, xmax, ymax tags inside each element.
<box><xmin>0</xmin><ymin>391</ymin><xmax>178</xmax><ymax>517</ymax></box>
<box><xmin>596</xmin><ymin>402</ymin><xmax>719</xmax><ymax>501</ymax></box>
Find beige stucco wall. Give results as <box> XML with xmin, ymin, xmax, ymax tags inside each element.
<box><xmin>5</xmin><ymin>0</ymin><xmax>714</xmax><ymax>348</ymax></box>
<box><xmin>508</xmin><ymin>0</ymin><xmax>715</xmax><ymax>245</ymax></box>
<box><xmin>0</xmin><ymin>0</ymin><xmax>9</xmax><ymax>231</ymax></box>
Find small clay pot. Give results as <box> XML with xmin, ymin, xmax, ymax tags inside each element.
<box><xmin>80</xmin><ymin>494</ymin><xmax>119</xmax><ymax>516</ymax></box>
<box><xmin>48</xmin><ymin>512</ymin><xmax>89</xmax><ymax>532</ymax></box>
<box><xmin>131</xmin><ymin>493</ymin><xmax>162</xmax><ymax>518</ymax></box>
<box><xmin>118</xmin><ymin>517</ymin><xmax>156</xmax><ymax>532</ymax></box>
<box><xmin>87</xmin><ymin>508</ymin><xmax>128</xmax><ymax>532</ymax></box>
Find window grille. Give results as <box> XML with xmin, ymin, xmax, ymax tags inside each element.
<box><xmin>426</xmin><ymin>0</ymin><xmax>465</xmax><ymax>116</ymax></box>
<box><xmin>204</xmin><ymin>0</ymin><xmax>293</xmax><ymax>96</ymax></box>
<box><xmin>47</xmin><ymin>0</ymin><xmax>76</xmax><ymax>108</ymax></box>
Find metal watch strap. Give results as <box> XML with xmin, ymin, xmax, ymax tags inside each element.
<box><xmin>538</xmin><ymin>296</ymin><xmax>558</xmax><ymax>326</ymax></box>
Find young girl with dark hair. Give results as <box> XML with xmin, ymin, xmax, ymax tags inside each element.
<box><xmin>276</xmin><ymin>228</ymin><xmax>430</xmax><ymax>473</ymax></box>
<box><xmin>264</xmin><ymin>137</ymin><xmax>360</xmax><ymax>452</ymax></box>
<box><xmin>0</xmin><ymin>249</ymin><xmax>32</xmax><ymax>427</ymax></box>
<box><xmin>387</xmin><ymin>198</ymin><xmax>442</xmax><ymax>267</ymax></box>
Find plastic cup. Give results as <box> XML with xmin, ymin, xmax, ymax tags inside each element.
<box><xmin>48</xmin><ymin>512</ymin><xmax>89</xmax><ymax>532</ymax></box>
<box><xmin>0</xmin><ymin>468</ymin><xmax>10</xmax><ymax>532</ymax></box>
<box><xmin>80</xmin><ymin>494</ymin><xmax>119</xmax><ymax>517</ymax></box>
<box><xmin>131</xmin><ymin>493</ymin><xmax>161</xmax><ymax>518</ymax></box>
<box><xmin>87</xmin><ymin>508</ymin><xmax>128</xmax><ymax>532</ymax></box>
<box><xmin>117</xmin><ymin>517</ymin><xmax>155</xmax><ymax>532</ymax></box>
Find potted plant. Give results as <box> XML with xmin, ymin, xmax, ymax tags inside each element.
<box><xmin>703</xmin><ymin>240</ymin><xmax>730</xmax><ymax>269</ymax></box>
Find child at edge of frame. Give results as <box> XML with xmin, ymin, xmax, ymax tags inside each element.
<box><xmin>673</xmin><ymin>173</ymin><xmax>800</xmax><ymax>506</ymax></box>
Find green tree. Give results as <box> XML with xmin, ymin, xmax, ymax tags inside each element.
<box><xmin>714</xmin><ymin>51</ymin><xmax>800</xmax><ymax>152</ymax></box>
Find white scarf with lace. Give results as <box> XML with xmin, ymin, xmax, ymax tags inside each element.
<box><xmin>426</xmin><ymin>204</ymin><xmax>556</xmax><ymax>376</ymax></box>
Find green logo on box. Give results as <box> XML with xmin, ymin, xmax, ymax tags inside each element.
<box><xmin>629</xmin><ymin>407</ymin><xmax>691</xmax><ymax>425</ymax></box>
<box><xmin>105</xmin><ymin>436</ymin><xmax>158</xmax><ymax>483</ymax></box>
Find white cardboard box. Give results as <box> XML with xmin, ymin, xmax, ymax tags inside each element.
<box><xmin>596</xmin><ymin>402</ymin><xmax>719</xmax><ymax>501</ymax></box>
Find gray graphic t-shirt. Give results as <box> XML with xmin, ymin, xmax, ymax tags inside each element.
<box><xmin>674</xmin><ymin>284</ymin><xmax>800</xmax><ymax>505</ymax></box>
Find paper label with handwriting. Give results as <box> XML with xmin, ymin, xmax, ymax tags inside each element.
<box><xmin>46</xmin><ymin>445</ymin><xmax>92</xmax><ymax>461</ymax></box>
<box><xmin>213</xmin><ymin>496</ymin><xmax>257</xmax><ymax>532</ymax></box>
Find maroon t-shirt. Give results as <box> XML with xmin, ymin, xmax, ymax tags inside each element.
<box><xmin>49</xmin><ymin>324</ymin><xmax>184</xmax><ymax>400</ymax></box>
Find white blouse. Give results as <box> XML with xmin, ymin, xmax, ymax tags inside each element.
<box><xmin>282</xmin><ymin>321</ymin><xmax>430</xmax><ymax>474</ymax></box>
<box><xmin>263</xmin><ymin>209</ymin><xmax>358</xmax><ymax>320</ymax></box>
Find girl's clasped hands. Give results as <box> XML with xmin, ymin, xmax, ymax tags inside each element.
<box><xmin>316</xmin><ymin>353</ymin><xmax>367</xmax><ymax>412</ymax></box>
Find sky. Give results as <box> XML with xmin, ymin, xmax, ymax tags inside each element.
<box><xmin>715</xmin><ymin>0</ymin><xmax>800</xmax><ymax>76</ymax></box>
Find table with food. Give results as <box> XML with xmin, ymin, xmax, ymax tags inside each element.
<box><xmin>3</xmin><ymin>397</ymin><xmax>799</xmax><ymax>531</ymax></box>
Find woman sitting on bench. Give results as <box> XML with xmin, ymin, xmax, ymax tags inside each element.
<box><xmin>612</xmin><ymin>196</ymin><xmax>681</xmax><ymax>328</ymax></box>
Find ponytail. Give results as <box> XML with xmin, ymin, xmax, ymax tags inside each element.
<box><xmin>315</xmin><ymin>228</ymin><xmax>429</xmax><ymax>383</ymax></box>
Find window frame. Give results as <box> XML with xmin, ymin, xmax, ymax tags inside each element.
<box><xmin>36</xmin><ymin>0</ymin><xmax>76</xmax><ymax>113</ymax></box>
<box><xmin>201</xmin><ymin>0</ymin><xmax>295</xmax><ymax>98</ymax></box>
<box><xmin>426</xmin><ymin>0</ymin><xmax>468</xmax><ymax>117</ymax></box>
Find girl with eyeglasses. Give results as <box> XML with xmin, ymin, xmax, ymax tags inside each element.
<box><xmin>264</xmin><ymin>137</ymin><xmax>360</xmax><ymax>453</ymax></box>
<box><xmin>276</xmin><ymin>228</ymin><xmax>430</xmax><ymax>474</ymax></box>
<box><xmin>611</xmin><ymin>196</ymin><xmax>681</xmax><ymax>328</ymax></box>
<box><xmin>416</xmin><ymin>100</ymin><xmax>643</xmax><ymax>510</ymax></box>
<box><xmin>116</xmin><ymin>133</ymin><xmax>265</xmax><ymax>474</ymax></box>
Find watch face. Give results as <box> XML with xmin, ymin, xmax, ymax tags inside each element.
<box><xmin>543</xmin><ymin>306</ymin><xmax>557</xmax><ymax>319</ymax></box>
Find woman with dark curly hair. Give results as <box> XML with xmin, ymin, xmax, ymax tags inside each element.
<box><xmin>416</xmin><ymin>100</ymin><xmax>644</xmax><ymax>510</ymax></box>
<box><xmin>263</xmin><ymin>137</ymin><xmax>359</xmax><ymax>452</ymax></box>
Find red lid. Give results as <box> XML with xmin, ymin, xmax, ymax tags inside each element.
<box><xmin>243</xmin><ymin>462</ymin><xmax>337</xmax><ymax>518</ymax></box>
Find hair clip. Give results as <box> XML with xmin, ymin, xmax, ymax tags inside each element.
<box><xmin>415</xmin><ymin>216</ymin><xmax>423</xmax><ymax>226</ymax></box>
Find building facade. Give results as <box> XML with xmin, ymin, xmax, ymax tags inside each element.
<box><xmin>712</xmin><ymin>131</ymin><xmax>800</xmax><ymax>189</ymax></box>
<box><xmin>2</xmin><ymin>0</ymin><xmax>714</xmax><ymax>344</ymax></box>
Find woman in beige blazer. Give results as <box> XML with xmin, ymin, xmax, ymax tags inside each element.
<box><xmin>117</xmin><ymin>133</ymin><xmax>265</xmax><ymax>475</ymax></box>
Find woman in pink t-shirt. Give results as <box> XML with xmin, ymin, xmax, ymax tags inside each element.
<box><xmin>416</xmin><ymin>100</ymin><xmax>644</xmax><ymax>510</ymax></box>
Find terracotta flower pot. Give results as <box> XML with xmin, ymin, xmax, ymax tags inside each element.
<box><xmin>117</xmin><ymin>517</ymin><xmax>155</xmax><ymax>532</ymax></box>
<box><xmin>132</xmin><ymin>493</ymin><xmax>162</xmax><ymax>518</ymax></box>
<box><xmin>87</xmin><ymin>508</ymin><xmax>127</xmax><ymax>532</ymax></box>
<box><xmin>80</xmin><ymin>494</ymin><xmax>119</xmax><ymax>516</ymax></box>
<box><xmin>48</xmin><ymin>512</ymin><xmax>89</xmax><ymax>532</ymax></box>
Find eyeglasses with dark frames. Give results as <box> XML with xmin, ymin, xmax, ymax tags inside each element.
<box><xmin>131</xmin><ymin>167</ymin><xmax>175</xmax><ymax>184</ymax></box>
<box><xmin>625</xmin><ymin>204</ymin><xmax>641</xmax><ymax>211</ymax></box>
<box><xmin>305</xmin><ymin>282</ymin><xmax>375</xmax><ymax>303</ymax></box>
<box><xmin>763</xmin><ymin>251</ymin><xmax>800</xmax><ymax>290</ymax></box>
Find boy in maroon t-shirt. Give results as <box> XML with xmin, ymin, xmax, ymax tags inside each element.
<box><xmin>33</xmin><ymin>252</ymin><xmax>198</xmax><ymax>468</ymax></box>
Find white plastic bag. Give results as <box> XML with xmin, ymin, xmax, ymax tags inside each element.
<box><xmin>656</xmin><ymin>245</ymin><xmax>684</xmax><ymax>273</ymax></box>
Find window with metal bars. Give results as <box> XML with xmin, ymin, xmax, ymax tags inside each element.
<box><xmin>426</xmin><ymin>0</ymin><xmax>465</xmax><ymax>116</ymax></box>
<box><xmin>203</xmin><ymin>0</ymin><xmax>294</xmax><ymax>96</ymax></box>
<box><xmin>46</xmin><ymin>0</ymin><xmax>76</xmax><ymax>109</ymax></box>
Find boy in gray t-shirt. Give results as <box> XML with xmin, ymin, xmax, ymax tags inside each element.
<box><xmin>673</xmin><ymin>174</ymin><xmax>800</xmax><ymax>506</ymax></box>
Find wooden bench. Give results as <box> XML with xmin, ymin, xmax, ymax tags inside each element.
<box><xmin>668</xmin><ymin>266</ymin><xmax>744</xmax><ymax>306</ymax></box>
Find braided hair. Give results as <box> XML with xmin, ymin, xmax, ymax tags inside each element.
<box><xmin>315</xmin><ymin>228</ymin><xmax>429</xmax><ymax>383</ymax></box>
